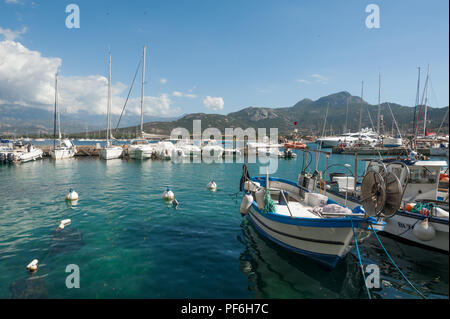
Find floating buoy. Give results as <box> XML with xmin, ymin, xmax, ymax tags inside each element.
<box><xmin>65</xmin><ymin>188</ymin><xmax>79</xmax><ymax>201</ymax></box>
<box><xmin>413</xmin><ymin>218</ymin><xmax>436</xmax><ymax>242</ymax></box>
<box><xmin>207</xmin><ymin>181</ymin><xmax>217</xmax><ymax>191</ymax></box>
<box><xmin>57</xmin><ymin>219</ymin><xmax>71</xmax><ymax>230</ymax></box>
<box><xmin>162</xmin><ymin>188</ymin><xmax>175</xmax><ymax>201</ymax></box>
<box><xmin>240</xmin><ymin>193</ymin><xmax>253</xmax><ymax>215</ymax></box>
<box><xmin>405</xmin><ymin>203</ymin><xmax>416</xmax><ymax>212</ymax></box>
<box><xmin>26</xmin><ymin>259</ymin><xmax>38</xmax><ymax>272</ymax></box>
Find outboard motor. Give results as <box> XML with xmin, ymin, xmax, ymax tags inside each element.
<box><xmin>0</xmin><ymin>153</ymin><xmax>5</xmax><ymax>163</ymax></box>
<box><xmin>7</xmin><ymin>153</ymin><xmax>15</xmax><ymax>163</ymax></box>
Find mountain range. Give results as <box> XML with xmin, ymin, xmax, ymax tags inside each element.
<box><xmin>1</xmin><ymin>91</ymin><xmax>448</xmax><ymax>137</ymax></box>
<box><xmin>115</xmin><ymin>91</ymin><xmax>449</xmax><ymax>138</ymax></box>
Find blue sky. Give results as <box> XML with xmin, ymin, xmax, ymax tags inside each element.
<box><xmin>0</xmin><ymin>0</ymin><xmax>448</xmax><ymax>117</ymax></box>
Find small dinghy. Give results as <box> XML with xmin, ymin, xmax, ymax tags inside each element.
<box><xmin>239</xmin><ymin>165</ymin><xmax>387</xmax><ymax>269</ymax></box>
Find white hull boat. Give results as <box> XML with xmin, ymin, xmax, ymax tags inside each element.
<box><xmin>382</xmin><ymin>137</ymin><xmax>403</xmax><ymax>148</ymax></box>
<box><xmin>51</xmin><ymin>147</ymin><xmax>76</xmax><ymax>160</ymax></box>
<box><xmin>18</xmin><ymin>147</ymin><xmax>43</xmax><ymax>163</ymax></box>
<box><xmin>324</xmin><ymin>159</ymin><xmax>449</xmax><ymax>252</ymax></box>
<box><xmin>239</xmin><ymin>174</ymin><xmax>385</xmax><ymax>269</ymax></box>
<box><xmin>100</xmin><ymin>146</ymin><xmax>123</xmax><ymax>160</ymax></box>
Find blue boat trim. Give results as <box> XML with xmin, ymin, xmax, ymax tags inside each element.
<box><xmin>250</xmin><ymin>209</ymin><xmax>345</xmax><ymax>246</ymax></box>
<box><xmin>247</xmin><ymin>213</ymin><xmax>341</xmax><ymax>269</ymax></box>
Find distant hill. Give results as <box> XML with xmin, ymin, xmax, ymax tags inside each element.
<box><xmin>1</xmin><ymin>92</ymin><xmax>448</xmax><ymax>138</ymax></box>
<box><xmin>115</xmin><ymin>91</ymin><xmax>449</xmax><ymax>137</ymax></box>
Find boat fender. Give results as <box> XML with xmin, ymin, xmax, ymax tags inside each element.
<box><xmin>26</xmin><ymin>259</ymin><xmax>38</xmax><ymax>272</ymax></box>
<box><xmin>162</xmin><ymin>188</ymin><xmax>175</xmax><ymax>201</ymax></box>
<box><xmin>255</xmin><ymin>189</ymin><xmax>266</xmax><ymax>210</ymax></box>
<box><xmin>65</xmin><ymin>189</ymin><xmax>79</xmax><ymax>201</ymax></box>
<box><xmin>413</xmin><ymin>218</ymin><xmax>436</xmax><ymax>242</ymax></box>
<box><xmin>58</xmin><ymin>219</ymin><xmax>72</xmax><ymax>230</ymax></box>
<box><xmin>240</xmin><ymin>193</ymin><xmax>253</xmax><ymax>215</ymax></box>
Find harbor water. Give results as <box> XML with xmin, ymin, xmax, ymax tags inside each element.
<box><xmin>0</xmin><ymin>147</ymin><xmax>448</xmax><ymax>299</ymax></box>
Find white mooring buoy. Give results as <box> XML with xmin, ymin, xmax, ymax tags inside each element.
<box><xmin>207</xmin><ymin>181</ymin><xmax>217</xmax><ymax>191</ymax></box>
<box><xmin>65</xmin><ymin>188</ymin><xmax>79</xmax><ymax>201</ymax></box>
<box><xmin>57</xmin><ymin>219</ymin><xmax>72</xmax><ymax>230</ymax></box>
<box><xmin>162</xmin><ymin>188</ymin><xmax>175</xmax><ymax>201</ymax></box>
<box><xmin>26</xmin><ymin>259</ymin><xmax>38</xmax><ymax>272</ymax></box>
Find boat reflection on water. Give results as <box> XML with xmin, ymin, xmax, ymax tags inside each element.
<box><xmin>238</xmin><ymin>218</ymin><xmax>367</xmax><ymax>299</ymax></box>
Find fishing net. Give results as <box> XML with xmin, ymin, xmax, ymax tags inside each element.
<box><xmin>411</xmin><ymin>203</ymin><xmax>434</xmax><ymax>216</ymax></box>
<box><xmin>263</xmin><ymin>189</ymin><xmax>276</xmax><ymax>214</ymax></box>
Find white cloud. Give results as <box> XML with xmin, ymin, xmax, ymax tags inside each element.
<box><xmin>160</xmin><ymin>78</ymin><xmax>167</xmax><ymax>84</ymax></box>
<box><xmin>0</xmin><ymin>26</ymin><xmax>27</xmax><ymax>41</ymax></box>
<box><xmin>203</xmin><ymin>96</ymin><xmax>224</xmax><ymax>111</ymax></box>
<box><xmin>0</xmin><ymin>40</ymin><xmax>181</xmax><ymax>117</ymax></box>
<box><xmin>297</xmin><ymin>79</ymin><xmax>311</xmax><ymax>85</ymax></box>
<box><xmin>310</xmin><ymin>73</ymin><xmax>329</xmax><ymax>84</ymax></box>
<box><xmin>173</xmin><ymin>91</ymin><xmax>197</xmax><ymax>98</ymax></box>
<box><xmin>297</xmin><ymin>74</ymin><xmax>329</xmax><ymax>85</ymax></box>
<box><xmin>5</xmin><ymin>0</ymin><xmax>21</xmax><ymax>4</ymax></box>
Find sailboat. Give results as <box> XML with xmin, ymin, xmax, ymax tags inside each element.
<box><xmin>128</xmin><ymin>45</ymin><xmax>156</xmax><ymax>160</ymax></box>
<box><xmin>50</xmin><ymin>73</ymin><xmax>77</xmax><ymax>160</ymax></box>
<box><xmin>100</xmin><ymin>52</ymin><xmax>123</xmax><ymax>160</ymax></box>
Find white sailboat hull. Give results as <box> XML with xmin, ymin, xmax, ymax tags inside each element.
<box><xmin>100</xmin><ymin>147</ymin><xmax>123</xmax><ymax>160</ymax></box>
<box><xmin>51</xmin><ymin>148</ymin><xmax>76</xmax><ymax>160</ymax></box>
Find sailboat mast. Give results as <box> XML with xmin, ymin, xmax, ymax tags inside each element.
<box><xmin>423</xmin><ymin>65</ymin><xmax>430</xmax><ymax>137</ymax></box>
<box><xmin>56</xmin><ymin>73</ymin><xmax>62</xmax><ymax>143</ymax></box>
<box><xmin>53</xmin><ymin>73</ymin><xmax>58</xmax><ymax>148</ymax></box>
<box><xmin>359</xmin><ymin>81</ymin><xmax>364</xmax><ymax>135</ymax></box>
<box><xmin>107</xmin><ymin>52</ymin><xmax>112</xmax><ymax>146</ymax></box>
<box><xmin>344</xmin><ymin>97</ymin><xmax>349</xmax><ymax>134</ymax></box>
<box><xmin>413</xmin><ymin>67</ymin><xmax>421</xmax><ymax>138</ymax></box>
<box><xmin>140</xmin><ymin>45</ymin><xmax>146</xmax><ymax>137</ymax></box>
<box><xmin>377</xmin><ymin>74</ymin><xmax>381</xmax><ymax>135</ymax></box>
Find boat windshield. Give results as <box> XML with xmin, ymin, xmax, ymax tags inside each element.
<box><xmin>409</xmin><ymin>167</ymin><xmax>440</xmax><ymax>185</ymax></box>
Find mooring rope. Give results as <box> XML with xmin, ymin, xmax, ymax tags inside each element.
<box><xmin>369</xmin><ymin>224</ymin><xmax>427</xmax><ymax>299</ymax></box>
<box><xmin>350</xmin><ymin>218</ymin><xmax>372</xmax><ymax>299</ymax></box>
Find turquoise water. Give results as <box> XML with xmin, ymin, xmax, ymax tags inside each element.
<box><xmin>0</xmin><ymin>150</ymin><xmax>448</xmax><ymax>299</ymax></box>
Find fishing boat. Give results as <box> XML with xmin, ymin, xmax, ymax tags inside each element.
<box><xmin>100</xmin><ymin>52</ymin><xmax>123</xmax><ymax>160</ymax></box>
<box><xmin>238</xmin><ymin>161</ymin><xmax>388</xmax><ymax>269</ymax></box>
<box><xmin>324</xmin><ymin>157</ymin><xmax>449</xmax><ymax>252</ymax></box>
<box><xmin>284</xmin><ymin>141</ymin><xmax>307</xmax><ymax>149</ymax></box>
<box><xmin>50</xmin><ymin>73</ymin><xmax>77</xmax><ymax>160</ymax></box>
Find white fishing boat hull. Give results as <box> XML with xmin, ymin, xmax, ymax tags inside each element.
<box><xmin>243</xmin><ymin>177</ymin><xmax>385</xmax><ymax>269</ymax></box>
<box><xmin>100</xmin><ymin>147</ymin><xmax>123</xmax><ymax>160</ymax></box>
<box><xmin>383</xmin><ymin>211</ymin><xmax>449</xmax><ymax>252</ymax></box>
<box><xmin>325</xmin><ymin>190</ymin><xmax>449</xmax><ymax>252</ymax></box>
<box><xmin>247</xmin><ymin>205</ymin><xmax>355</xmax><ymax>268</ymax></box>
